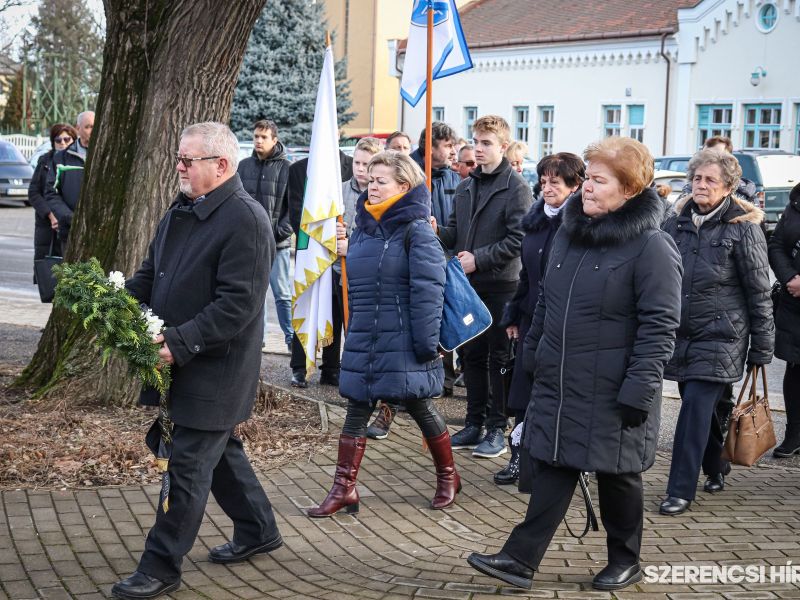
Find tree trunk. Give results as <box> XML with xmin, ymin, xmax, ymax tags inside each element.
<box><xmin>16</xmin><ymin>0</ymin><xmax>267</xmax><ymax>405</ymax></box>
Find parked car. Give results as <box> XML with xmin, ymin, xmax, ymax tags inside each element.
<box><xmin>654</xmin><ymin>155</ymin><xmax>691</xmax><ymax>173</ymax></box>
<box><xmin>653</xmin><ymin>169</ymin><xmax>687</xmax><ymax>204</ymax></box>
<box><xmin>732</xmin><ymin>150</ymin><xmax>800</xmax><ymax>231</ymax></box>
<box><xmin>0</xmin><ymin>140</ymin><xmax>34</xmax><ymax>205</ymax></box>
<box><xmin>28</xmin><ymin>141</ymin><xmax>50</xmax><ymax>169</ymax></box>
<box><xmin>520</xmin><ymin>159</ymin><xmax>538</xmax><ymax>195</ymax></box>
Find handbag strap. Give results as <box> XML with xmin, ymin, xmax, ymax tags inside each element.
<box><xmin>48</xmin><ymin>230</ymin><xmax>56</xmax><ymax>256</ymax></box>
<box><xmin>564</xmin><ymin>472</ymin><xmax>599</xmax><ymax>539</ymax></box>
<box><xmin>734</xmin><ymin>365</ymin><xmax>768</xmax><ymax>407</ymax></box>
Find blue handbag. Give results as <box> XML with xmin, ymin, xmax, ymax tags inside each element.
<box><xmin>404</xmin><ymin>220</ymin><xmax>493</xmax><ymax>352</ymax></box>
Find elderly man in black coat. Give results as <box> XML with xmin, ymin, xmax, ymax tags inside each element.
<box><xmin>112</xmin><ymin>122</ymin><xmax>281</xmax><ymax>600</ymax></box>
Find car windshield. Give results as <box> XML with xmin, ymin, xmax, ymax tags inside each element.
<box><xmin>0</xmin><ymin>143</ymin><xmax>26</xmax><ymax>163</ymax></box>
<box><xmin>755</xmin><ymin>155</ymin><xmax>800</xmax><ymax>188</ymax></box>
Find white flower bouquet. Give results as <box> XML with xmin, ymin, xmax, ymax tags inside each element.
<box><xmin>52</xmin><ymin>258</ymin><xmax>171</xmax><ymax>395</ymax></box>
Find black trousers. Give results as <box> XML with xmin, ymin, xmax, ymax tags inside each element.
<box><xmin>503</xmin><ymin>459</ymin><xmax>643</xmax><ymax>570</ymax></box>
<box><xmin>138</xmin><ymin>425</ymin><xmax>279</xmax><ymax>583</ymax></box>
<box><xmin>667</xmin><ymin>380</ymin><xmax>729</xmax><ymax>501</ymax></box>
<box><xmin>341</xmin><ymin>398</ymin><xmax>446</xmax><ymax>438</ymax></box>
<box><xmin>290</xmin><ymin>270</ymin><xmax>343</xmax><ymax>374</ymax></box>
<box><xmin>462</xmin><ymin>290</ymin><xmax>513</xmax><ymax>430</ymax></box>
<box><xmin>783</xmin><ymin>363</ymin><xmax>800</xmax><ymax>433</ymax></box>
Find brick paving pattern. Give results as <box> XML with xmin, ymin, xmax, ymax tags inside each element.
<box><xmin>1</xmin><ymin>402</ymin><xmax>800</xmax><ymax>599</ymax></box>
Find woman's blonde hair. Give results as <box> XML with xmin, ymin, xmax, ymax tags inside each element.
<box><xmin>583</xmin><ymin>137</ymin><xmax>654</xmax><ymax>197</ymax></box>
<box><xmin>368</xmin><ymin>150</ymin><xmax>425</xmax><ymax>189</ymax></box>
<box><xmin>505</xmin><ymin>140</ymin><xmax>529</xmax><ymax>161</ymax></box>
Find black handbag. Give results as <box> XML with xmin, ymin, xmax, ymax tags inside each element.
<box><xmin>34</xmin><ymin>234</ymin><xmax>63</xmax><ymax>303</ymax></box>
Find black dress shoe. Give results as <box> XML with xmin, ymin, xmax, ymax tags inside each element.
<box><xmin>319</xmin><ymin>370</ymin><xmax>339</xmax><ymax>386</ymax></box>
<box><xmin>208</xmin><ymin>534</ymin><xmax>284</xmax><ymax>564</ymax></box>
<box><xmin>291</xmin><ymin>369</ymin><xmax>308</xmax><ymax>388</ymax></box>
<box><xmin>111</xmin><ymin>571</ymin><xmax>179</xmax><ymax>600</ymax></box>
<box><xmin>592</xmin><ymin>563</ymin><xmax>642</xmax><ymax>590</ymax></box>
<box><xmin>467</xmin><ymin>551</ymin><xmax>534</xmax><ymax>589</ymax></box>
<box><xmin>704</xmin><ymin>461</ymin><xmax>731</xmax><ymax>492</ymax></box>
<box><xmin>659</xmin><ymin>496</ymin><xmax>691</xmax><ymax>515</ymax></box>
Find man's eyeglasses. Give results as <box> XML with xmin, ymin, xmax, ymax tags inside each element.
<box><xmin>54</xmin><ymin>136</ymin><xmax>72</xmax><ymax>144</ymax></box>
<box><xmin>174</xmin><ymin>154</ymin><xmax>220</xmax><ymax>168</ymax></box>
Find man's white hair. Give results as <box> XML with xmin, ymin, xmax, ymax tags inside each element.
<box><xmin>181</xmin><ymin>121</ymin><xmax>239</xmax><ymax>172</ymax></box>
<box><xmin>77</xmin><ymin>111</ymin><xmax>94</xmax><ymax>127</ymax></box>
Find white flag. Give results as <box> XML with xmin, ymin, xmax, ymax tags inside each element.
<box><xmin>292</xmin><ymin>44</ymin><xmax>343</xmax><ymax>373</ymax></box>
<box><xmin>400</xmin><ymin>0</ymin><xmax>472</xmax><ymax>107</ymax></box>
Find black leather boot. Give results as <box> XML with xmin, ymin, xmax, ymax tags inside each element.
<box><xmin>494</xmin><ymin>436</ymin><xmax>520</xmax><ymax>485</ymax></box>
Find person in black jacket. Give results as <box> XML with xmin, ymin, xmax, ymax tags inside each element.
<box><xmin>468</xmin><ymin>137</ymin><xmax>682</xmax><ymax>591</ymax></box>
<box><xmin>237</xmin><ymin>120</ymin><xmax>294</xmax><ymax>351</ymax></box>
<box><xmin>45</xmin><ymin>111</ymin><xmax>93</xmax><ymax>253</ymax></box>
<box><xmin>494</xmin><ymin>152</ymin><xmax>584</xmax><ymax>486</ymax></box>
<box><xmin>287</xmin><ymin>150</ymin><xmax>353</xmax><ymax>388</ymax></box>
<box><xmin>436</xmin><ymin>115</ymin><xmax>532</xmax><ymax>459</ymax></box>
<box><xmin>307</xmin><ymin>151</ymin><xmax>459</xmax><ymax>518</ymax></box>
<box><xmin>28</xmin><ymin>123</ymin><xmax>77</xmax><ymax>281</ymax></box>
<box><xmin>112</xmin><ymin>123</ymin><xmax>281</xmax><ymax>600</ymax></box>
<box><xmin>768</xmin><ymin>182</ymin><xmax>800</xmax><ymax>457</ymax></box>
<box><xmin>660</xmin><ymin>149</ymin><xmax>774</xmax><ymax>516</ymax></box>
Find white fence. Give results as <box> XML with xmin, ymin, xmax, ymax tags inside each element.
<box><xmin>0</xmin><ymin>134</ymin><xmax>46</xmax><ymax>159</ymax></box>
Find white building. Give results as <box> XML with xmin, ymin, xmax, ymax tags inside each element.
<box><xmin>393</xmin><ymin>0</ymin><xmax>800</xmax><ymax>160</ymax></box>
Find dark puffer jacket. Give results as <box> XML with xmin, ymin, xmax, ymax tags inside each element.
<box><xmin>662</xmin><ymin>195</ymin><xmax>774</xmax><ymax>382</ymax></box>
<box><xmin>768</xmin><ymin>182</ymin><xmax>800</xmax><ymax>364</ymax></box>
<box><xmin>28</xmin><ymin>150</ymin><xmax>62</xmax><ymax>270</ymax></box>
<box><xmin>410</xmin><ymin>148</ymin><xmax>461</xmax><ymax>225</ymax></box>
<box><xmin>339</xmin><ymin>184</ymin><xmax>446</xmax><ymax>403</ymax></box>
<box><xmin>237</xmin><ymin>142</ymin><xmax>293</xmax><ymax>249</ymax></box>
<box><xmin>522</xmin><ymin>188</ymin><xmax>682</xmax><ymax>474</ymax></box>
<box><xmin>500</xmin><ymin>198</ymin><xmax>564</xmax><ymax>412</ymax></box>
<box><xmin>45</xmin><ymin>141</ymin><xmax>85</xmax><ymax>244</ymax></box>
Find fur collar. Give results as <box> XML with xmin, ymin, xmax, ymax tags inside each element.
<box><xmin>673</xmin><ymin>193</ymin><xmax>764</xmax><ymax>225</ymax></box>
<box><xmin>522</xmin><ymin>198</ymin><xmax>564</xmax><ymax>232</ymax></box>
<box><xmin>562</xmin><ymin>187</ymin><xmax>664</xmax><ymax>247</ymax></box>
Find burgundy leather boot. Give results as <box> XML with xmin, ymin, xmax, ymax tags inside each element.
<box><xmin>307</xmin><ymin>435</ymin><xmax>366</xmax><ymax>518</ymax></box>
<box><xmin>427</xmin><ymin>430</ymin><xmax>462</xmax><ymax>509</ymax></box>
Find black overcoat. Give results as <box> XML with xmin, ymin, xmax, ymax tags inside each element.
<box><xmin>522</xmin><ymin>188</ymin><xmax>682</xmax><ymax>474</ymax></box>
<box><xmin>662</xmin><ymin>195</ymin><xmax>774</xmax><ymax>382</ymax></box>
<box><xmin>437</xmin><ymin>158</ymin><xmax>532</xmax><ymax>292</ymax></box>
<box><xmin>28</xmin><ymin>150</ymin><xmax>62</xmax><ymax>270</ymax></box>
<box><xmin>126</xmin><ymin>174</ymin><xmax>274</xmax><ymax>431</ymax></box>
<box><xmin>44</xmin><ymin>140</ymin><xmax>85</xmax><ymax>242</ymax></box>
<box><xmin>769</xmin><ymin>183</ymin><xmax>800</xmax><ymax>364</ymax></box>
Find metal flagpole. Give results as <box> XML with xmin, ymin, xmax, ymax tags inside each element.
<box><xmin>424</xmin><ymin>0</ymin><xmax>433</xmax><ymax>192</ymax></box>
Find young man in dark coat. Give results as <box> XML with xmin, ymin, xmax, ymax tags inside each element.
<box><xmin>436</xmin><ymin>115</ymin><xmax>532</xmax><ymax>458</ymax></box>
<box><xmin>112</xmin><ymin>122</ymin><xmax>281</xmax><ymax>600</ymax></box>
<box><xmin>45</xmin><ymin>111</ymin><xmax>94</xmax><ymax>253</ymax></box>
<box><xmin>769</xmin><ymin>182</ymin><xmax>800</xmax><ymax>456</ymax></box>
<box><xmin>237</xmin><ymin>119</ymin><xmax>294</xmax><ymax>351</ymax></box>
<box><xmin>286</xmin><ymin>150</ymin><xmax>353</xmax><ymax>388</ymax></box>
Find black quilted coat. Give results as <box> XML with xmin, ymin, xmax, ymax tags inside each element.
<box><xmin>768</xmin><ymin>183</ymin><xmax>800</xmax><ymax>364</ymax></box>
<box><xmin>662</xmin><ymin>195</ymin><xmax>774</xmax><ymax>382</ymax></box>
<box><xmin>521</xmin><ymin>188</ymin><xmax>682</xmax><ymax>474</ymax></box>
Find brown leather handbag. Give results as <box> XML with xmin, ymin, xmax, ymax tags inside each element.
<box><xmin>722</xmin><ymin>366</ymin><xmax>776</xmax><ymax>467</ymax></box>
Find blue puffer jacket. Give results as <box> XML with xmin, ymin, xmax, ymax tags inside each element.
<box><xmin>339</xmin><ymin>184</ymin><xmax>446</xmax><ymax>403</ymax></box>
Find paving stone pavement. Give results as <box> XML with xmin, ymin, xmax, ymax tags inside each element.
<box><xmin>2</xmin><ymin>399</ymin><xmax>800</xmax><ymax>600</ymax></box>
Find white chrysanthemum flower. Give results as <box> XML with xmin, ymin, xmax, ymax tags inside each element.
<box><xmin>142</xmin><ymin>308</ymin><xmax>165</xmax><ymax>340</ymax></box>
<box><xmin>108</xmin><ymin>270</ymin><xmax>126</xmax><ymax>290</ymax></box>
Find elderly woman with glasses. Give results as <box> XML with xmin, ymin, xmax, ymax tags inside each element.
<box><xmin>28</xmin><ymin>123</ymin><xmax>77</xmax><ymax>281</ymax></box>
<box><xmin>468</xmin><ymin>137</ymin><xmax>682</xmax><ymax>591</ymax></box>
<box><xmin>659</xmin><ymin>149</ymin><xmax>774</xmax><ymax>516</ymax></box>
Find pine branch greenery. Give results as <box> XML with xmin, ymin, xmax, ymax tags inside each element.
<box><xmin>52</xmin><ymin>259</ymin><xmax>171</xmax><ymax>396</ymax></box>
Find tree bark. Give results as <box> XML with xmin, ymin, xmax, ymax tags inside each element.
<box><xmin>16</xmin><ymin>0</ymin><xmax>267</xmax><ymax>405</ymax></box>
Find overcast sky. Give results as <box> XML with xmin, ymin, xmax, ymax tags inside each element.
<box><xmin>2</xmin><ymin>0</ymin><xmax>105</xmax><ymax>57</ymax></box>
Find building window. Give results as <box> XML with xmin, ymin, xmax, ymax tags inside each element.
<box><xmin>464</xmin><ymin>106</ymin><xmax>477</xmax><ymax>138</ymax></box>
<box><xmin>697</xmin><ymin>104</ymin><xmax>733</xmax><ymax>147</ymax></box>
<box><xmin>757</xmin><ymin>2</ymin><xmax>778</xmax><ymax>33</ymax></box>
<box><xmin>432</xmin><ymin>106</ymin><xmax>445</xmax><ymax>122</ymax></box>
<box><xmin>538</xmin><ymin>105</ymin><xmax>554</xmax><ymax>157</ymax></box>
<box><xmin>603</xmin><ymin>105</ymin><xmax>621</xmax><ymax>137</ymax></box>
<box><xmin>513</xmin><ymin>106</ymin><xmax>529</xmax><ymax>142</ymax></box>
<box><xmin>743</xmin><ymin>104</ymin><xmax>782</xmax><ymax>149</ymax></box>
<box><xmin>795</xmin><ymin>105</ymin><xmax>800</xmax><ymax>154</ymax></box>
<box><xmin>628</xmin><ymin>105</ymin><xmax>645</xmax><ymax>142</ymax></box>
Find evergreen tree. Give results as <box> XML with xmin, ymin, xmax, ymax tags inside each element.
<box><xmin>25</xmin><ymin>0</ymin><xmax>104</xmax><ymax>126</ymax></box>
<box><xmin>1</xmin><ymin>68</ymin><xmax>25</xmax><ymax>131</ymax></box>
<box><xmin>231</xmin><ymin>0</ymin><xmax>354</xmax><ymax>145</ymax></box>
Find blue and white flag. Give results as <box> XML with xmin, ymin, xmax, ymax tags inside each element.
<box><xmin>400</xmin><ymin>0</ymin><xmax>472</xmax><ymax>107</ymax></box>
